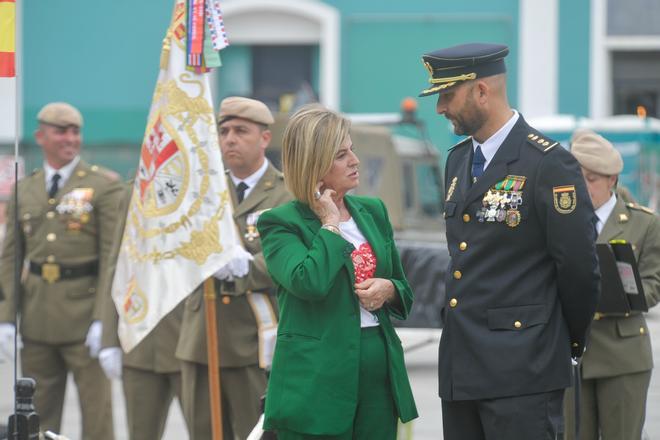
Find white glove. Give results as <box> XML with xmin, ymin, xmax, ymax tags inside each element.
<box><xmin>0</xmin><ymin>322</ymin><xmax>22</xmax><ymax>362</ymax></box>
<box><xmin>213</xmin><ymin>264</ymin><xmax>234</xmax><ymax>282</ymax></box>
<box><xmin>84</xmin><ymin>321</ymin><xmax>102</xmax><ymax>358</ymax></box>
<box><xmin>213</xmin><ymin>250</ymin><xmax>253</xmax><ymax>281</ymax></box>
<box><xmin>44</xmin><ymin>431</ymin><xmax>73</xmax><ymax>440</ymax></box>
<box><xmin>98</xmin><ymin>347</ymin><xmax>123</xmax><ymax>380</ymax></box>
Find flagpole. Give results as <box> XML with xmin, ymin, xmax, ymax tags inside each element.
<box><xmin>204</xmin><ymin>277</ymin><xmax>224</xmax><ymax>440</ymax></box>
<box><xmin>12</xmin><ymin>0</ymin><xmax>20</xmax><ymax>436</ymax></box>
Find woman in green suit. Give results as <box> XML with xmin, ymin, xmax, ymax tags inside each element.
<box><xmin>257</xmin><ymin>105</ymin><xmax>418</xmax><ymax>439</ymax></box>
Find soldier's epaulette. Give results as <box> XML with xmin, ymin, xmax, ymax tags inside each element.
<box><xmin>526</xmin><ymin>133</ymin><xmax>558</xmax><ymax>153</ymax></box>
<box><xmin>448</xmin><ymin>136</ymin><xmax>472</xmax><ymax>152</ymax></box>
<box><xmin>626</xmin><ymin>202</ymin><xmax>655</xmax><ymax>215</ymax></box>
<box><xmin>90</xmin><ymin>164</ymin><xmax>120</xmax><ymax>181</ymax></box>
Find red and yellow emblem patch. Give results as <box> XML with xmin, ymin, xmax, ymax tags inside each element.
<box><xmin>553</xmin><ymin>185</ymin><xmax>577</xmax><ymax>214</ymax></box>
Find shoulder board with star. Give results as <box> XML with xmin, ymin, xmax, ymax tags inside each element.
<box><xmin>448</xmin><ymin>136</ymin><xmax>472</xmax><ymax>152</ymax></box>
<box><xmin>626</xmin><ymin>202</ymin><xmax>655</xmax><ymax>215</ymax></box>
<box><xmin>526</xmin><ymin>132</ymin><xmax>559</xmax><ymax>153</ymax></box>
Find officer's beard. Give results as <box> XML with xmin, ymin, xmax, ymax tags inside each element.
<box><xmin>449</xmin><ymin>87</ymin><xmax>487</xmax><ymax>137</ymax></box>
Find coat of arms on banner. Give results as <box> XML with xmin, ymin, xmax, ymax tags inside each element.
<box><xmin>112</xmin><ymin>0</ymin><xmax>247</xmax><ymax>351</ymax></box>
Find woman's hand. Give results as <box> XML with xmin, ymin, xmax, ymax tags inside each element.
<box><xmin>310</xmin><ymin>182</ymin><xmax>340</xmax><ymax>226</ymax></box>
<box><xmin>355</xmin><ymin>278</ymin><xmax>395</xmax><ymax>311</ymax></box>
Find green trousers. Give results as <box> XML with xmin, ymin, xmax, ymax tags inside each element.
<box><xmin>276</xmin><ymin>326</ymin><xmax>398</xmax><ymax>440</ymax></box>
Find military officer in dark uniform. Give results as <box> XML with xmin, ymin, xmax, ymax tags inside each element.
<box><xmin>563</xmin><ymin>130</ymin><xmax>660</xmax><ymax>440</ymax></box>
<box><xmin>0</xmin><ymin>102</ymin><xmax>122</xmax><ymax>439</ymax></box>
<box><xmin>176</xmin><ymin>97</ymin><xmax>292</xmax><ymax>439</ymax></box>
<box><xmin>418</xmin><ymin>43</ymin><xmax>601</xmax><ymax>439</ymax></box>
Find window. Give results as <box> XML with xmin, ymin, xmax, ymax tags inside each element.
<box><xmin>252</xmin><ymin>45</ymin><xmax>317</xmax><ymax>111</ymax></box>
<box><xmin>612</xmin><ymin>51</ymin><xmax>660</xmax><ymax>118</ymax></box>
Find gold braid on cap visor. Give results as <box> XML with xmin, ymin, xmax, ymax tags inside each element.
<box><xmin>421</xmin><ymin>72</ymin><xmax>477</xmax><ymax>95</ymax></box>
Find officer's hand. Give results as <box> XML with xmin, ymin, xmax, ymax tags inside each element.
<box><xmin>0</xmin><ymin>323</ymin><xmax>22</xmax><ymax>362</ymax></box>
<box><xmin>84</xmin><ymin>321</ymin><xmax>103</xmax><ymax>358</ymax></box>
<box><xmin>98</xmin><ymin>347</ymin><xmax>123</xmax><ymax>380</ymax></box>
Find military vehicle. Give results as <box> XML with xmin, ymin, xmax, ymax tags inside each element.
<box><xmin>266</xmin><ymin>100</ymin><xmax>449</xmax><ymax>329</ymax></box>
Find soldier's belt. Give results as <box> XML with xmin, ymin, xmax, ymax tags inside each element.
<box><xmin>29</xmin><ymin>260</ymin><xmax>98</xmax><ymax>283</ymax></box>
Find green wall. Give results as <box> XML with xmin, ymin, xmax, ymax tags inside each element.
<box><xmin>17</xmin><ymin>0</ymin><xmax>521</xmax><ymax>174</ymax></box>
<box><xmin>558</xmin><ymin>0</ymin><xmax>590</xmax><ymax>117</ymax></box>
<box><xmin>341</xmin><ymin>13</ymin><xmax>516</xmax><ymax>160</ymax></box>
<box><xmin>22</xmin><ymin>0</ymin><xmax>171</xmax><ymax>144</ymax></box>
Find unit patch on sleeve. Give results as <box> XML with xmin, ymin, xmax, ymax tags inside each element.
<box><xmin>552</xmin><ymin>185</ymin><xmax>577</xmax><ymax>214</ymax></box>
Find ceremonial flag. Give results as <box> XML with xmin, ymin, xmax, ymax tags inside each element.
<box><xmin>113</xmin><ymin>0</ymin><xmax>245</xmax><ymax>351</ymax></box>
<box><xmin>0</xmin><ymin>0</ymin><xmax>15</xmax><ymax>77</ymax></box>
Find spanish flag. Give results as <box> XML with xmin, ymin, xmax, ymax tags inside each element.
<box><xmin>0</xmin><ymin>0</ymin><xmax>15</xmax><ymax>77</ymax></box>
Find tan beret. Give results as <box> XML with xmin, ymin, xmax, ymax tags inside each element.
<box><xmin>569</xmin><ymin>127</ymin><xmax>594</xmax><ymax>145</ymax></box>
<box><xmin>37</xmin><ymin>102</ymin><xmax>83</xmax><ymax>128</ymax></box>
<box><xmin>217</xmin><ymin>97</ymin><xmax>274</xmax><ymax>126</ymax></box>
<box><xmin>570</xmin><ymin>129</ymin><xmax>623</xmax><ymax>175</ymax></box>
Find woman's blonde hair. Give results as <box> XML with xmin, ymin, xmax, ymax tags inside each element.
<box><xmin>281</xmin><ymin>104</ymin><xmax>351</xmax><ymax>205</ymax></box>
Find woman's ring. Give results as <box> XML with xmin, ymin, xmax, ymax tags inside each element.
<box><xmin>314</xmin><ymin>191</ymin><xmax>322</xmax><ymax>200</ymax></box>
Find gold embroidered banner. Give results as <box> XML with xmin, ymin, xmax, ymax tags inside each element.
<box><xmin>112</xmin><ymin>1</ymin><xmax>245</xmax><ymax>351</ymax></box>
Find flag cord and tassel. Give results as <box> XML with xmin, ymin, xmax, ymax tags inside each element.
<box><xmin>204</xmin><ymin>277</ymin><xmax>224</xmax><ymax>440</ymax></box>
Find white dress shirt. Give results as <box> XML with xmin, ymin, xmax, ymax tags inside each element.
<box><xmin>472</xmin><ymin>110</ymin><xmax>520</xmax><ymax>170</ymax></box>
<box><xmin>228</xmin><ymin>158</ymin><xmax>269</xmax><ymax>200</ymax></box>
<box><xmin>43</xmin><ymin>155</ymin><xmax>80</xmax><ymax>192</ymax></box>
<box><xmin>594</xmin><ymin>192</ymin><xmax>617</xmax><ymax>235</ymax></box>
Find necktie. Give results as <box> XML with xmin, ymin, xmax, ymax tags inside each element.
<box><xmin>471</xmin><ymin>145</ymin><xmax>486</xmax><ymax>182</ymax></box>
<box><xmin>236</xmin><ymin>181</ymin><xmax>249</xmax><ymax>204</ymax></box>
<box><xmin>49</xmin><ymin>173</ymin><xmax>61</xmax><ymax>199</ymax></box>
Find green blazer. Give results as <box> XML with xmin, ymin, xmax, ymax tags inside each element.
<box><xmin>257</xmin><ymin>195</ymin><xmax>418</xmax><ymax>435</ymax></box>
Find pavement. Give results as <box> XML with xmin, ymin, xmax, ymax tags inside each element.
<box><xmin>1</xmin><ymin>309</ymin><xmax>659</xmax><ymax>439</ymax></box>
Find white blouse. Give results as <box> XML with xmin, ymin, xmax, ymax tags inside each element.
<box><xmin>338</xmin><ymin>217</ymin><xmax>380</xmax><ymax>328</ymax></box>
